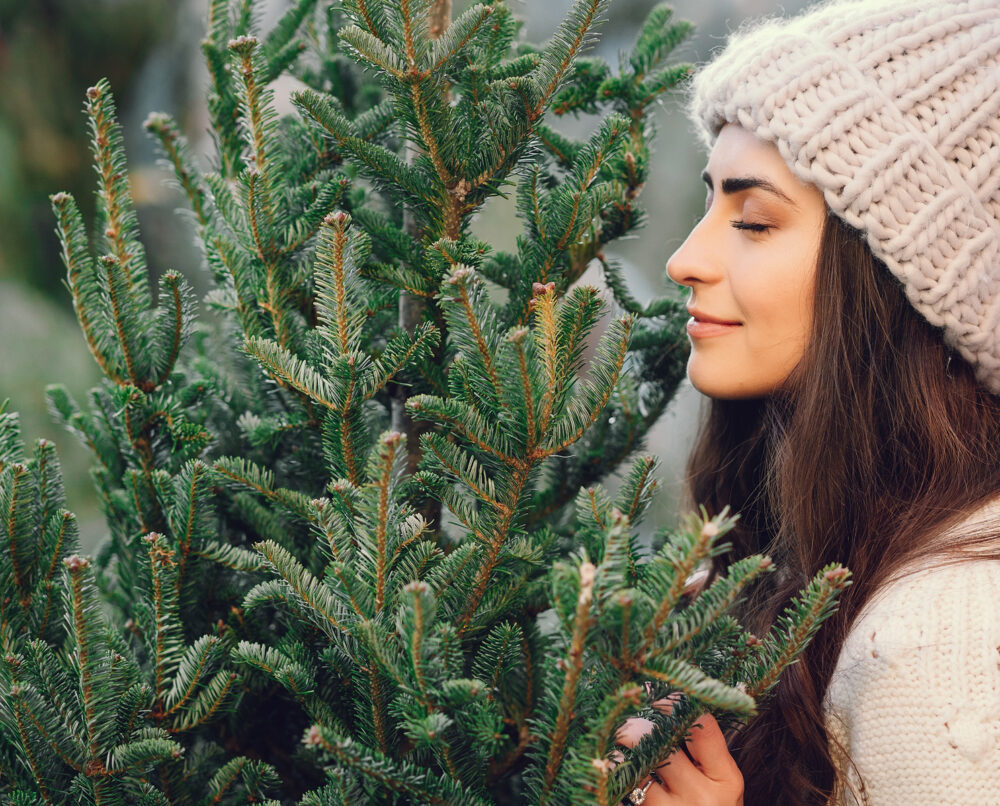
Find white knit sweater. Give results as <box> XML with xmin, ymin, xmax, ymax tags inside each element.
<box><xmin>823</xmin><ymin>508</ymin><xmax>1000</xmax><ymax>805</ymax></box>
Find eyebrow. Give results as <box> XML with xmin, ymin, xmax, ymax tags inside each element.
<box><xmin>701</xmin><ymin>170</ymin><xmax>797</xmax><ymax>207</ymax></box>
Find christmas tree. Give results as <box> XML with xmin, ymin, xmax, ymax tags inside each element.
<box><xmin>0</xmin><ymin>1</ymin><xmax>849</xmax><ymax>803</ymax></box>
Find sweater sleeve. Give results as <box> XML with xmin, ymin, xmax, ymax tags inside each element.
<box><xmin>823</xmin><ymin>560</ymin><xmax>1000</xmax><ymax>806</ymax></box>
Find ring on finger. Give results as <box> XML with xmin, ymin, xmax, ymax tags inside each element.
<box><xmin>622</xmin><ymin>774</ymin><xmax>657</xmax><ymax>805</ymax></box>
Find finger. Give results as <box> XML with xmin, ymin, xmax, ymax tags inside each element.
<box><xmin>683</xmin><ymin>567</ymin><xmax>710</xmax><ymax>597</ymax></box>
<box><xmin>615</xmin><ymin>717</ymin><xmax>655</xmax><ymax>749</ymax></box>
<box><xmin>683</xmin><ymin>713</ymin><xmax>740</xmax><ymax>782</ymax></box>
<box><xmin>652</xmin><ymin>746</ymin><xmax>704</xmax><ymax>795</ymax></box>
<box><xmin>627</xmin><ymin>779</ymin><xmax>673</xmax><ymax>806</ymax></box>
<box><xmin>650</xmin><ymin>692</ymin><xmax>684</xmax><ymax>716</ymax></box>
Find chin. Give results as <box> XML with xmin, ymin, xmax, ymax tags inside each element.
<box><xmin>691</xmin><ymin>379</ymin><xmax>767</xmax><ymax>400</ymax></box>
<box><xmin>687</xmin><ymin>361</ymin><xmax>778</xmax><ymax>400</ymax></box>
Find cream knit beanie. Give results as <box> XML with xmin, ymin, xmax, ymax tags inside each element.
<box><xmin>690</xmin><ymin>0</ymin><xmax>1000</xmax><ymax>392</ymax></box>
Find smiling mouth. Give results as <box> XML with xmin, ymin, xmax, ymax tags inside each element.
<box><xmin>688</xmin><ymin>309</ymin><xmax>740</xmax><ymax>325</ymax></box>
<box><xmin>686</xmin><ymin>313</ymin><xmax>742</xmax><ymax>338</ymax></box>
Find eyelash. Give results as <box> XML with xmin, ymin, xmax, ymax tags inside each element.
<box><xmin>730</xmin><ymin>220</ymin><xmax>771</xmax><ymax>233</ymax></box>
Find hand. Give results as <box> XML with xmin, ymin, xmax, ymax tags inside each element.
<box><xmin>615</xmin><ymin>707</ymin><xmax>743</xmax><ymax>806</ymax></box>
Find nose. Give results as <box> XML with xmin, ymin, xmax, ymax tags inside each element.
<box><xmin>666</xmin><ymin>217</ymin><xmax>721</xmax><ymax>289</ymax></box>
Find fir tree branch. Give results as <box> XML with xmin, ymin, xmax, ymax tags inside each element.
<box><xmin>214</xmin><ymin>457</ymin><xmax>320</xmax><ymax>523</ymax></box>
<box><xmin>340</xmin><ymin>373</ymin><xmax>362</xmax><ymax>485</ymax></box>
<box><xmin>456</xmin><ymin>460</ymin><xmax>531</xmax><ymax>636</ymax></box>
<box><xmin>549</xmin><ymin>118</ymin><xmax>628</xmax><ymax>252</ymax></box>
<box><xmin>600</xmin><ymin>256</ymin><xmax>682</xmax><ymax>318</ymax></box>
<box><xmin>143</xmin><ymin>113</ymin><xmax>210</xmax><ymax>228</ymax></box>
<box><xmin>303</xmin><ymin>725</ymin><xmax>490</xmax><ymax>805</ymax></box>
<box><xmin>620</xmin><ymin>456</ymin><xmax>656</xmax><ymax>525</ymax></box>
<box><xmin>172</xmin><ymin>460</ymin><xmax>205</xmax><ymax>596</ymax></box>
<box><xmin>585</xmin><ymin>683</ymin><xmax>644</xmax><ymax>806</ymax></box>
<box><xmin>230</xmin><ymin>35</ymin><xmax>294</xmax><ymax>349</ymax></box>
<box><xmin>368</xmin><ymin>665</ymin><xmax>391</xmax><ymax>755</ymax></box>
<box><xmin>108</xmin><ymin>736</ymin><xmax>181</xmax><ymax>773</ymax></box>
<box><xmin>400</xmin><ymin>0</ymin><xmax>421</xmax><ymax>68</ymax></box>
<box><xmin>36</xmin><ymin>514</ymin><xmax>74</xmax><ymax>636</ymax></box>
<box><xmin>85</xmin><ymin>81</ymin><xmax>149</xmax><ymax>298</ymax></box>
<box><xmin>430</xmin><ymin>482</ymin><xmax>489</xmax><ymax>542</ymax></box>
<box><xmin>535</xmin><ymin>124</ymin><xmax>579</xmax><ymax>169</ymax></box>
<box><xmin>261</xmin><ymin>0</ymin><xmax>318</xmax><ymax>71</ymax></box>
<box><xmin>154</xmin><ymin>271</ymin><xmax>187</xmax><ymax>387</ymax></box>
<box><xmin>397</xmin><ymin>0</ymin><xmax>458</xmax><ymax>209</ymax></box>
<box><xmin>343</xmin><ymin>0</ymin><xmax>386</xmax><ymax>42</ymax></box>
<box><xmin>243</xmin><ymin>336</ymin><xmax>340</xmax><ymax>410</ymax></box>
<box><xmin>372</xmin><ymin>432</ymin><xmax>399</xmax><ymax>612</ymax></box>
<box><xmin>639</xmin><ymin>512</ymin><xmax>733</xmax><ymax>653</ymax></box>
<box><xmin>338</xmin><ymin>25</ymin><xmax>406</xmax><ymax>79</ymax></box>
<box><xmin>8</xmin><ymin>688</ymin><xmax>55</xmax><ymax>804</ymax></box>
<box><xmin>4</xmin><ymin>462</ymin><xmax>30</xmax><ymax>607</ymax></box>
<box><xmin>368</xmin><ymin>322</ymin><xmax>440</xmax><ymax>397</ymax></box>
<box><xmin>402</xmin><ymin>580</ymin><xmax>432</xmax><ymax>706</ymax></box>
<box><xmin>50</xmin><ymin>193</ymin><xmax>124</xmax><ymax>385</ymax></box>
<box><xmin>194</xmin><ymin>541</ymin><xmax>267</xmax><ymax>572</ymax></box>
<box><xmin>15</xmin><ymin>681</ymin><xmax>85</xmax><ymax>769</ymax></box>
<box><xmin>424</xmin><ymin>436</ymin><xmax>505</xmax><ymax>512</ymax></box>
<box><xmin>202</xmin><ymin>0</ymin><xmax>243</xmax><ymax>177</ymax></box>
<box><xmin>543</xmin><ymin>316</ymin><xmax>633</xmax><ymax>456</ymax></box>
<box><xmin>253</xmin><ymin>539</ymin><xmax>345</xmax><ymax>635</ymax></box>
<box><xmin>229</xmin><ymin>37</ymin><xmax>278</xmax><ymax>192</ymax></box>
<box><xmin>203</xmin><ymin>756</ymin><xmax>249</xmax><ymax>804</ymax></box>
<box><xmin>145</xmin><ymin>534</ymin><xmax>182</xmax><ymax>715</ymax></box>
<box><xmin>281</xmin><ymin>177</ymin><xmax>348</xmax><ymax>254</ymax></box>
<box><xmin>100</xmin><ymin>255</ymin><xmax>145</xmax><ymax>389</ymax></box>
<box><xmin>539</xmin><ymin>561</ymin><xmax>596</xmax><ymax>805</ymax></box>
<box><xmin>163</xmin><ymin>636</ymin><xmax>218</xmax><ymax>717</ymax></box>
<box><xmin>656</xmin><ymin>555</ymin><xmax>772</xmax><ymax>658</ymax></box>
<box><xmin>609</xmin><ymin>708</ymin><xmax>701</xmax><ymax>802</ymax></box>
<box><xmin>294</xmin><ymin>89</ymin><xmax>434</xmax><ymax>205</ymax></box>
<box><xmin>429</xmin><ymin>4</ymin><xmax>492</xmax><ymax>74</ymax></box>
<box><xmin>321</xmin><ymin>211</ymin><xmax>353</xmax><ymax>355</ymax></box>
<box><xmin>629</xmin><ymin>6</ymin><xmax>692</xmax><ymax>88</ymax></box>
<box><xmin>445</xmin><ymin>268</ymin><xmax>507</xmax><ymax>407</ymax></box>
<box><xmin>532</xmin><ymin>0</ymin><xmax>609</xmax><ymax>120</ymax></box>
<box><xmin>408</xmin><ymin>78</ymin><xmax>455</xmax><ymax>192</ymax></box>
<box><xmin>532</xmin><ymin>284</ymin><xmax>560</xmax><ymax>438</ymax></box>
<box><xmin>247</xmin><ymin>170</ymin><xmax>291</xmax><ymax>346</ymax></box>
<box><xmin>168</xmin><ymin>670</ymin><xmax>238</xmax><ymax>733</ymax></box>
<box><xmin>406</xmin><ymin>396</ymin><xmax>516</xmax><ymax>463</ymax></box>
<box><xmin>64</xmin><ymin>556</ymin><xmax>101</xmax><ymax>760</ymax></box>
<box><xmin>329</xmin><ymin>563</ymin><xmax>370</xmax><ymax>617</ymax></box>
<box><xmin>212</xmin><ymin>234</ymin><xmax>265</xmax><ymax>337</ymax></box>
<box><xmin>637</xmin><ymin>656</ymin><xmax>755</xmax><ymax>716</ymax></box>
<box><xmin>512</xmin><ymin>329</ymin><xmax>538</xmax><ymax>447</ymax></box>
<box><xmin>746</xmin><ymin>565</ymin><xmax>851</xmax><ymax>700</ymax></box>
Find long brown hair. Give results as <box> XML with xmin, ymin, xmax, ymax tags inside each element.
<box><xmin>685</xmin><ymin>212</ymin><xmax>1000</xmax><ymax>805</ymax></box>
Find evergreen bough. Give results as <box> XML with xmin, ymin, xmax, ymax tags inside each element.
<box><xmin>0</xmin><ymin>1</ymin><xmax>850</xmax><ymax>803</ymax></box>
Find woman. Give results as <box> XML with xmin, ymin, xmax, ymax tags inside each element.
<box><xmin>617</xmin><ymin>0</ymin><xmax>1000</xmax><ymax>803</ymax></box>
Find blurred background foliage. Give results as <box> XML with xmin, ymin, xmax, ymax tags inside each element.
<box><xmin>0</xmin><ymin>0</ymin><xmax>808</xmax><ymax>548</ymax></box>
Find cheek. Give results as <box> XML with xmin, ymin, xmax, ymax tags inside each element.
<box><xmin>734</xmin><ymin>261</ymin><xmax>815</xmax><ymax>346</ymax></box>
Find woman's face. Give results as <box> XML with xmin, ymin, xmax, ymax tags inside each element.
<box><xmin>667</xmin><ymin>125</ymin><xmax>827</xmax><ymax>399</ymax></box>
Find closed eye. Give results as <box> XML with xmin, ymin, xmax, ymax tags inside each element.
<box><xmin>730</xmin><ymin>220</ymin><xmax>771</xmax><ymax>233</ymax></box>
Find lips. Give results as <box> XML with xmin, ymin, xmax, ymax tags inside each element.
<box><xmin>686</xmin><ymin>309</ymin><xmax>742</xmax><ymax>339</ymax></box>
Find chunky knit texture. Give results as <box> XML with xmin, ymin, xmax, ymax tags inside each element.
<box><xmin>823</xmin><ymin>498</ymin><xmax>1000</xmax><ymax>805</ymax></box>
<box><xmin>824</xmin><ymin>564</ymin><xmax>1000</xmax><ymax>804</ymax></box>
<box><xmin>690</xmin><ymin>0</ymin><xmax>1000</xmax><ymax>392</ymax></box>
